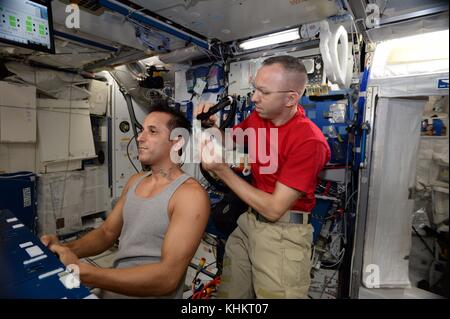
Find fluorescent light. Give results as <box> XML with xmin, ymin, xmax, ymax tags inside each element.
<box><xmin>239</xmin><ymin>28</ymin><xmax>300</xmax><ymax>50</ymax></box>
<box><xmin>386</xmin><ymin>29</ymin><xmax>449</xmax><ymax>64</ymax></box>
<box><xmin>371</xmin><ymin>29</ymin><xmax>449</xmax><ymax>79</ymax></box>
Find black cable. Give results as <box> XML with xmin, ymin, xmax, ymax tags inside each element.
<box><xmin>127</xmin><ymin>133</ymin><xmax>140</xmax><ymax>173</ymax></box>
<box><xmin>412</xmin><ymin>226</ymin><xmax>435</xmax><ymax>258</ymax></box>
<box><xmin>203</xmin><ymin>260</ymin><xmax>217</xmax><ymax>269</ymax></box>
<box><xmin>202</xmin><ymin>237</ymin><xmax>218</xmax><ymax>247</ymax></box>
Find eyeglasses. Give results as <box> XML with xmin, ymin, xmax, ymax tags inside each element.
<box><xmin>250</xmin><ymin>82</ymin><xmax>299</xmax><ymax>97</ymax></box>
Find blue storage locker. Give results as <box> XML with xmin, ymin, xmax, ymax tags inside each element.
<box><xmin>0</xmin><ymin>171</ymin><xmax>37</xmax><ymax>234</ymax></box>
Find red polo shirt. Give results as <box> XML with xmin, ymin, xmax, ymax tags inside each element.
<box><xmin>233</xmin><ymin>105</ymin><xmax>330</xmax><ymax>212</ymax></box>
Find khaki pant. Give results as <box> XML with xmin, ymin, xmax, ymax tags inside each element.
<box><xmin>217</xmin><ymin>211</ymin><xmax>313</xmax><ymax>299</ymax></box>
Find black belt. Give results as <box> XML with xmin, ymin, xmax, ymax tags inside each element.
<box><xmin>249</xmin><ymin>208</ymin><xmax>311</xmax><ymax>225</ymax></box>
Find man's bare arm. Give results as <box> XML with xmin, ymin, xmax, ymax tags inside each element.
<box><xmin>77</xmin><ymin>180</ymin><xmax>211</xmax><ymax>296</ymax></box>
<box><xmin>214</xmin><ymin>165</ymin><xmax>303</xmax><ymax>221</ymax></box>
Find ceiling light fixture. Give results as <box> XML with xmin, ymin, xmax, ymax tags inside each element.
<box><xmin>238</xmin><ymin>27</ymin><xmax>300</xmax><ymax>50</ymax></box>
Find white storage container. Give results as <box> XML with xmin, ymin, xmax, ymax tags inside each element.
<box><xmin>0</xmin><ymin>81</ymin><xmax>36</xmax><ymax>109</ymax></box>
<box><xmin>0</xmin><ymin>81</ymin><xmax>37</xmax><ymax>143</ymax></box>
<box><xmin>432</xmin><ymin>186</ymin><xmax>449</xmax><ymax>225</ymax></box>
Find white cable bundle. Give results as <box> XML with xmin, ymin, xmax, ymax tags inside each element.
<box><xmin>319</xmin><ymin>20</ymin><xmax>335</xmax><ymax>83</ymax></box>
<box><xmin>319</xmin><ymin>20</ymin><xmax>350</xmax><ymax>88</ymax></box>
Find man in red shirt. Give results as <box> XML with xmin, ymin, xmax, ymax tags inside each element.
<box><xmin>198</xmin><ymin>56</ymin><xmax>330</xmax><ymax>298</ymax></box>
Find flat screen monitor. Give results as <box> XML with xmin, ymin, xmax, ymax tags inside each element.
<box><xmin>0</xmin><ymin>0</ymin><xmax>55</xmax><ymax>53</ymax></box>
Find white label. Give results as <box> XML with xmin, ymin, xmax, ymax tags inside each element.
<box><xmin>39</xmin><ymin>267</ymin><xmax>64</xmax><ymax>280</ymax></box>
<box><xmin>25</xmin><ymin>246</ymin><xmax>44</xmax><ymax>258</ymax></box>
<box><xmin>19</xmin><ymin>242</ymin><xmax>33</xmax><ymax>248</ymax></box>
<box><xmin>6</xmin><ymin>218</ymin><xmax>18</xmax><ymax>223</ymax></box>
<box><xmin>23</xmin><ymin>187</ymin><xmax>32</xmax><ymax>208</ymax></box>
<box><xmin>193</xmin><ymin>78</ymin><xmax>207</xmax><ymax>96</ymax></box>
<box><xmin>23</xmin><ymin>254</ymin><xmax>47</xmax><ymax>265</ymax></box>
<box><xmin>12</xmin><ymin>223</ymin><xmax>24</xmax><ymax>229</ymax></box>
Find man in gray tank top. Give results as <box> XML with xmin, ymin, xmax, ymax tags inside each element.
<box><xmin>41</xmin><ymin>104</ymin><xmax>210</xmax><ymax>298</ymax></box>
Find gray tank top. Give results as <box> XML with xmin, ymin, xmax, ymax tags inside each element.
<box><xmin>107</xmin><ymin>172</ymin><xmax>191</xmax><ymax>299</ymax></box>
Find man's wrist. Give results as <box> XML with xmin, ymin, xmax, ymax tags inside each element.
<box><xmin>212</xmin><ymin>163</ymin><xmax>230</xmax><ymax>177</ymax></box>
<box><xmin>78</xmin><ymin>261</ymin><xmax>95</xmax><ymax>284</ymax></box>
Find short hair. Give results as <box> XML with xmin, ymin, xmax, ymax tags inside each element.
<box><xmin>148</xmin><ymin>102</ymin><xmax>192</xmax><ymax>137</ymax></box>
<box><xmin>262</xmin><ymin>55</ymin><xmax>308</xmax><ymax>85</ymax></box>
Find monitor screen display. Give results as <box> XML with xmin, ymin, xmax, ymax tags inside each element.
<box><xmin>0</xmin><ymin>0</ymin><xmax>55</xmax><ymax>53</ymax></box>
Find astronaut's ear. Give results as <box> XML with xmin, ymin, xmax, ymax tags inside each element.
<box><xmin>287</xmin><ymin>92</ymin><xmax>298</xmax><ymax>106</ymax></box>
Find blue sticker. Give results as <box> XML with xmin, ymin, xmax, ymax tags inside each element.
<box><xmin>437</xmin><ymin>79</ymin><xmax>449</xmax><ymax>89</ymax></box>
